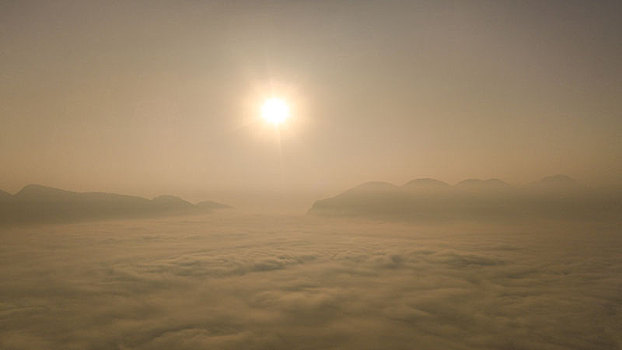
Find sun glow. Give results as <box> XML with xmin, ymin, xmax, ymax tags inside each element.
<box><xmin>261</xmin><ymin>98</ymin><xmax>290</xmax><ymax>126</ymax></box>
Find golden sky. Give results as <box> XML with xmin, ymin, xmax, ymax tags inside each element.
<box><xmin>1</xmin><ymin>0</ymin><xmax>621</xmax><ymax>200</ymax></box>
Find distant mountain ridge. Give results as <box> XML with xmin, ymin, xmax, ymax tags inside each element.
<box><xmin>456</xmin><ymin>178</ymin><xmax>510</xmax><ymax>187</ymax></box>
<box><xmin>309</xmin><ymin>176</ymin><xmax>622</xmax><ymax>222</ymax></box>
<box><xmin>0</xmin><ymin>185</ymin><xmax>230</xmax><ymax>225</ymax></box>
<box><xmin>345</xmin><ymin>181</ymin><xmax>400</xmax><ymax>194</ymax></box>
<box><xmin>402</xmin><ymin>178</ymin><xmax>450</xmax><ymax>188</ymax></box>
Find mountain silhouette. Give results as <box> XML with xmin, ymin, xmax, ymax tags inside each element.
<box><xmin>151</xmin><ymin>195</ymin><xmax>194</xmax><ymax>209</ymax></box>
<box><xmin>309</xmin><ymin>176</ymin><xmax>621</xmax><ymax>222</ymax></box>
<box><xmin>401</xmin><ymin>179</ymin><xmax>451</xmax><ymax>198</ymax></box>
<box><xmin>402</xmin><ymin>178</ymin><xmax>450</xmax><ymax>188</ymax></box>
<box><xmin>0</xmin><ymin>185</ymin><xmax>229</xmax><ymax>225</ymax></box>
<box><xmin>310</xmin><ymin>181</ymin><xmax>407</xmax><ymax>218</ymax></box>
<box><xmin>344</xmin><ymin>181</ymin><xmax>400</xmax><ymax>194</ymax></box>
<box><xmin>456</xmin><ymin>178</ymin><xmax>510</xmax><ymax>187</ymax></box>
<box><xmin>15</xmin><ymin>184</ymin><xmax>79</xmax><ymax>200</ymax></box>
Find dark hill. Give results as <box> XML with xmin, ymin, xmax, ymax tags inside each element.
<box><xmin>310</xmin><ymin>181</ymin><xmax>408</xmax><ymax>218</ymax></box>
<box><xmin>402</xmin><ymin>178</ymin><xmax>450</xmax><ymax>188</ymax></box>
<box><xmin>456</xmin><ymin>178</ymin><xmax>510</xmax><ymax>188</ymax></box>
<box><xmin>309</xmin><ymin>177</ymin><xmax>621</xmax><ymax>223</ymax></box>
<box><xmin>152</xmin><ymin>195</ymin><xmax>194</xmax><ymax>209</ymax></box>
<box><xmin>344</xmin><ymin>181</ymin><xmax>400</xmax><ymax>194</ymax></box>
<box><xmin>15</xmin><ymin>184</ymin><xmax>79</xmax><ymax>201</ymax></box>
<box><xmin>0</xmin><ymin>185</ymin><xmax>229</xmax><ymax>225</ymax></box>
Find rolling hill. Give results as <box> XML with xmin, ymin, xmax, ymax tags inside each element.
<box><xmin>0</xmin><ymin>185</ymin><xmax>229</xmax><ymax>225</ymax></box>
<box><xmin>309</xmin><ymin>176</ymin><xmax>621</xmax><ymax>222</ymax></box>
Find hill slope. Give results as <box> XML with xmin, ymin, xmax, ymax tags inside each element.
<box><xmin>309</xmin><ymin>176</ymin><xmax>621</xmax><ymax>222</ymax></box>
<box><xmin>0</xmin><ymin>185</ymin><xmax>229</xmax><ymax>225</ymax></box>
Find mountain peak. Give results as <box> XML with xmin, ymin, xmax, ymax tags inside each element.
<box><xmin>351</xmin><ymin>181</ymin><xmax>399</xmax><ymax>191</ymax></box>
<box><xmin>403</xmin><ymin>178</ymin><xmax>449</xmax><ymax>187</ymax></box>
<box><xmin>2</xmin><ymin>185</ymin><xmax>230</xmax><ymax>225</ymax></box>
<box><xmin>457</xmin><ymin>178</ymin><xmax>509</xmax><ymax>187</ymax></box>
<box><xmin>337</xmin><ymin>181</ymin><xmax>400</xmax><ymax>198</ymax></box>
<box><xmin>152</xmin><ymin>195</ymin><xmax>193</xmax><ymax>209</ymax></box>
<box><xmin>15</xmin><ymin>184</ymin><xmax>77</xmax><ymax>199</ymax></box>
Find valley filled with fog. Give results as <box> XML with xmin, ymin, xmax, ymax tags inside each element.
<box><xmin>3</xmin><ymin>1</ymin><xmax>621</xmax><ymax>349</ymax></box>
<box><xmin>1</xmin><ymin>212</ymin><xmax>620</xmax><ymax>350</ymax></box>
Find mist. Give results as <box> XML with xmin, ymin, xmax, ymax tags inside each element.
<box><xmin>2</xmin><ymin>1</ymin><xmax>621</xmax><ymax>349</ymax></box>
<box><xmin>1</xmin><ymin>214</ymin><xmax>620</xmax><ymax>349</ymax></box>
<box><xmin>2</xmin><ymin>0</ymin><xmax>622</xmax><ymax>199</ymax></box>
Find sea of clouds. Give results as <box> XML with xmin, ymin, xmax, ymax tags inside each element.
<box><xmin>1</xmin><ymin>212</ymin><xmax>620</xmax><ymax>349</ymax></box>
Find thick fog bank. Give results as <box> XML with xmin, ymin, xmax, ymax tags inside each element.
<box><xmin>1</xmin><ymin>213</ymin><xmax>620</xmax><ymax>349</ymax></box>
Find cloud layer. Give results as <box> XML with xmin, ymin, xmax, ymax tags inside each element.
<box><xmin>1</xmin><ymin>214</ymin><xmax>620</xmax><ymax>349</ymax></box>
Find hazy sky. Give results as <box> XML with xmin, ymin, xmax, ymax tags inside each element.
<box><xmin>1</xmin><ymin>0</ymin><xmax>621</xmax><ymax>200</ymax></box>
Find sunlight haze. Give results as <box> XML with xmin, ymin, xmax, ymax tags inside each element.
<box><xmin>1</xmin><ymin>2</ymin><xmax>621</xmax><ymax>349</ymax></box>
<box><xmin>2</xmin><ymin>0</ymin><xmax>621</xmax><ymax>205</ymax></box>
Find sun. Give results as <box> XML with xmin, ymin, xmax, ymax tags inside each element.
<box><xmin>261</xmin><ymin>97</ymin><xmax>290</xmax><ymax>126</ymax></box>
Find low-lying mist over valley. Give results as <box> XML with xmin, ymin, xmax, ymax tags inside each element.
<box><xmin>3</xmin><ymin>175</ymin><xmax>620</xmax><ymax>226</ymax></box>
<box><xmin>1</xmin><ymin>213</ymin><xmax>620</xmax><ymax>349</ymax></box>
<box><xmin>2</xmin><ymin>1</ymin><xmax>621</xmax><ymax>348</ymax></box>
<box><xmin>1</xmin><ymin>175</ymin><xmax>621</xmax><ymax>349</ymax></box>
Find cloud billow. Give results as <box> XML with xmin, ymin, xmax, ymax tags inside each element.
<box><xmin>0</xmin><ymin>214</ymin><xmax>620</xmax><ymax>349</ymax></box>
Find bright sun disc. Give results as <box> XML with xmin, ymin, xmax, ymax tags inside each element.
<box><xmin>261</xmin><ymin>98</ymin><xmax>290</xmax><ymax>126</ymax></box>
